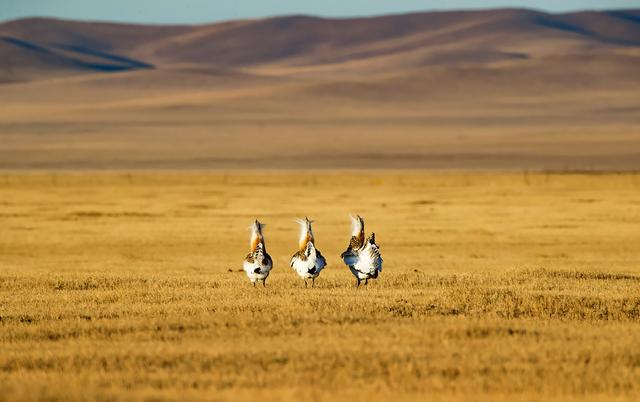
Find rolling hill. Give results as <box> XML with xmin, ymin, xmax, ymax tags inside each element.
<box><xmin>0</xmin><ymin>9</ymin><xmax>639</xmax><ymax>169</ymax></box>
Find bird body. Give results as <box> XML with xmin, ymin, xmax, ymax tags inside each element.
<box><xmin>290</xmin><ymin>217</ymin><xmax>326</xmax><ymax>287</ymax></box>
<box><xmin>341</xmin><ymin>215</ymin><xmax>383</xmax><ymax>287</ymax></box>
<box><xmin>243</xmin><ymin>220</ymin><xmax>273</xmax><ymax>287</ymax></box>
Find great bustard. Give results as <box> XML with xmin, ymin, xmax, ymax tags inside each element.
<box><xmin>340</xmin><ymin>215</ymin><xmax>383</xmax><ymax>287</ymax></box>
<box><xmin>290</xmin><ymin>217</ymin><xmax>327</xmax><ymax>287</ymax></box>
<box><xmin>243</xmin><ymin>219</ymin><xmax>273</xmax><ymax>287</ymax></box>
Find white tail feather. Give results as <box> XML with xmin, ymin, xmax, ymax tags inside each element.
<box><xmin>350</xmin><ymin>214</ymin><xmax>363</xmax><ymax>236</ymax></box>
<box><xmin>295</xmin><ymin>217</ymin><xmax>314</xmax><ymax>248</ymax></box>
<box><xmin>249</xmin><ymin>220</ymin><xmax>265</xmax><ymax>250</ymax></box>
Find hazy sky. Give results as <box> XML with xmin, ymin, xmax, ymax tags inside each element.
<box><xmin>2</xmin><ymin>0</ymin><xmax>638</xmax><ymax>24</ymax></box>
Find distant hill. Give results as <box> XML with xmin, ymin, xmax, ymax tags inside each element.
<box><xmin>1</xmin><ymin>9</ymin><xmax>639</xmax><ymax>81</ymax></box>
<box><xmin>0</xmin><ymin>9</ymin><xmax>639</xmax><ymax>170</ymax></box>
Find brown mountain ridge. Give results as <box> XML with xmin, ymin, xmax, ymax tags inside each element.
<box><xmin>2</xmin><ymin>9</ymin><xmax>640</xmax><ymax>79</ymax></box>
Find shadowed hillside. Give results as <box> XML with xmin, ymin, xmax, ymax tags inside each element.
<box><xmin>2</xmin><ymin>9</ymin><xmax>640</xmax><ymax>77</ymax></box>
<box><xmin>0</xmin><ymin>9</ymin><xmax>639</xmax><ymax>169</ymax></box>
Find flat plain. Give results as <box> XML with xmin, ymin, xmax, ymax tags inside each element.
<box><xmin>1</xmin><ymin>171</ymin><xmax>639</xmax><ymax>401</ymax></box>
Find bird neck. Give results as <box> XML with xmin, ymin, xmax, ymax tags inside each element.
<box><xmin>299</xmin><ymin>233</ymin><xmax>312</xmax><ymax>251</ymax></box>
<box><xmin>251</xmin><ymin>233</ymin><xmax>263</xmax><ymax>252</ymax></box>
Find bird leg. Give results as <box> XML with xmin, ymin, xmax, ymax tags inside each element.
<box><xmin>304</xmin><ymin>279</ymin><xmax>307</xmax><ymax>288</ymax></box>
<box><xmin>262</xmin><ymin>278</ymin><xmax>267</xmax><ymax>288</ymax></box>
<box><xmin>253</xmin><ymin>281</ymin><xmax>256</xmax><ymax>288</ymax></box>
<box><xmin>312</xmin><ymin>277</ymin><xmax>316</xmax><ymax>288</ymax></box>
<box><xmin>355</xmin><ymin>278</ymin><xmax>361</xmax><ymax>288</ymax></box>
<box><xmin>365</xmin><ymin>278</ymin><xmax>369</xmax><ymax>286</ymax></box>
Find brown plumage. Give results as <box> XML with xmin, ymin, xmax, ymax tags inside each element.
<box><xmin>349</xmin><ymin>234</ymin><xmax>364</xmax><ymax>250</ymax></box>
<box><xmin>290</xmin><ymin>249</ymin><xmax>307</xmax><ymax>263</ymax></box>
<box><xmin>290</xmin><ymin>247</ymin><xmax>326</xmax><ymax>266</ymax></box>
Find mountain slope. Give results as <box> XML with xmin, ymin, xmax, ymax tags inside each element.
<box><xmin>1</xmin><ymin>9</ymin><xmax>639</xmax><ymax>80</ymax></box>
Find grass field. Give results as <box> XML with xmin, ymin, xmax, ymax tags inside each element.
<box><xmin>1</xmin><ymin>171</ymin><xmax>640</xmax><ymax>401</ymax></box>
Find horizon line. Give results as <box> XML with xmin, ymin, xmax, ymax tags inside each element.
<box><xmin>1</xmin><ymin>6</ymin><xmax>638</xmax><ymax>26</ymax></box>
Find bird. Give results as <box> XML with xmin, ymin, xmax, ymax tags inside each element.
<box><xmin>340</xmin><ymin>215</ymin><xmax>383</xmax><ymax>288</ymax></box>
<box><xmin>243</xmin><ymin>219</ymin><xmax>273</xmax><ymax>287</ymax></box>
<box><xmin>290</xmin><ymin>217</ymin><xmax>327</xmax><ymax>287</ymax></box>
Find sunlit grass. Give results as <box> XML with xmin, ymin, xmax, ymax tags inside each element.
<box><xmin>1</xmin><ymin>172</ymin><xmax>639</xmax><ymax>401</ymax></box>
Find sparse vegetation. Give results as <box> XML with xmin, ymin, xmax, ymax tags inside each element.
<box><xmin>1</xmin><ymin>172</ymin><xmax>639</xmax><ymax>401</ymax></box>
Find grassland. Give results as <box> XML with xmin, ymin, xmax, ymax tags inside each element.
<box><xmin>1</xmin><ymin>171</ymin><xmax>640</xmax><ymax>402</ymax></box>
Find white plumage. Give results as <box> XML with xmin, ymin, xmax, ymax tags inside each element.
<box><xmin>290</xmin><ymin>217</ymin><xmax>327</xmax><ymax>287</ymax></box>
<box><xmin>341</xmin><ymin>215</ymin><xmax>383</xmax><ymax>287</ymax></box>
<box><xmin>351</xmin><ymin>240</ymin><xmax>383</xmax><ymax>277</ymax></box>
<box><xmin>243</xmin><ymin>219</ymin><xmax>273</xmax><ymax>287</ymax></box>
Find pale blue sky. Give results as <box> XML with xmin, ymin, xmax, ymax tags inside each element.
<box><xmin>1</xmin><ymin>0</ymin><xmax>638</xmax><ymax>24</ymax></box>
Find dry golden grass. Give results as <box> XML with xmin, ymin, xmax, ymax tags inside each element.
<box><xmin>1</xmin><ymin>171</ymin><xmax>640</xmax><ymax>401</ymax></box>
